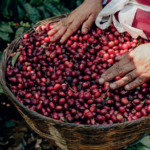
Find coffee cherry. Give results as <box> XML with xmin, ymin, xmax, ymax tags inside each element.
<box><xmin>7</xmin><ymin>22</ymin><xmax>150</xmax><ymax>125</ymax></box>
<box><xmin>54</xmin><ymin>84</ymin><xmax>61</xmax><ymax>90</ymax></box>
<box><xmin>24</xmin><ymin>33</ymin><xmax>29</xmax><ymax>39</ymax></box>
<box><xmin>121</xmin><ymin>98</ymin><xmax>129</xmax><ymax>105</ymax></box>
<box><xmin>83</xmin><ymin>92</ymin><xmax>91</xmax><ymax>100</ymax></box>
<box><xmin>117</xmin><ymin>114</ymin><xmax>123</xmax><ymax>122</ymax></box>
<box><xmin>85</xmin><ymin>112</ymin><xmax>93</xmax><ymax>118</ymax></box>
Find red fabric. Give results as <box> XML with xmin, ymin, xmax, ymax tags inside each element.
<box><xmin>104</xmin><ymin>0</ymin><xmax>150</xmax><ymax>39</ymax></box>
<box><xmin>106</xmin><ymin>0</ymin><xmax>150</xmax><ymax>6</ymax></box>
<box><xmin>132</xmin><ymin>9</ymin><xmax>150</xmax><ymax>39</ymax></box>
<box><xmin>136</xmin><ymin>0</ymin><xmax>150</xmax><ymax>6</ymax></box>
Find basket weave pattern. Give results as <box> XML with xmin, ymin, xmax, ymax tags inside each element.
<box><xmin>0</xmin><ymin>15</ymin><xmax>150</xmax><ymax>150</ymax></box>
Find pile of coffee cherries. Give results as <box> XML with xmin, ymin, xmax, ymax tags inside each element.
<box><xmin>6</xmin><ymin>23</ymin><xmax>150</xmax><ymax>125</ymax></box>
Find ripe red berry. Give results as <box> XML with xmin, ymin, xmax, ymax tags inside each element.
<box><xmin>24</xmin><ymin>33</ymin><xmax>29</xmax><ymax>39</ymax></box>
<box><xmin>85</xmin><ymin>112</ymin><xmax>93</xmax><ymax>118</ymax></box>
<box><xmin>54</xmin><ymin>84</ymin><xmax>61</xmax><ymax>90</ymax></box>
<box><xmin>121</xmin><ymin>98</ymin><xmax>129</xmax><ymax>105</ymax></box>
<box><xmin>6</xmin><ymin>22</ymin><xmax>150</xmax><ymax>125</ymax></box>
<box><xmin>44</xmin><ymin>37</ymin><xmax>50</xmax><ymax>42</ymax></box>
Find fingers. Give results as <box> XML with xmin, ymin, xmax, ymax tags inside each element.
<box><xmin>50</xmin><ymin>26</ymin><xmax>67</xmax><ymax>42</ymax></box>
<box><xmin>99</xmin><ymin>58</ymin><xmax>133</xmax><ymax>85</ymax></box>
<box><xmin>48</xmin><ymin>19</ymin><xmax>70</xmax><ymax>42</ymax></box>
<box><xmin>48</xmin><ymin>14</ymin><xmax>95</xmax><ymax>43</ymax></box>
<box><xmin>101</xmin><ymin>55</ymin><xmax>131</xmax><ymax>79</ymax></box>
<box><xmin>115</xmin><ymin>52</ymin><xmax>128</xmax><ymax>61</ymax></box>
<box><xmin>50</xmin><ymin>22</ymin><xmax>58</xmax><ymax>29</ymax></box>
<box><xmin>109</xmin><ymin>70</ymin><xmax>138</xmax><ymax>90</ymax></box>
<box><xmin>108</xmin><ymin>63</ymin><xmax>134</xmax><ymax>81</ymax></box>
<box><xmin>99</xmin><ymin>62</ymin><xmax>134</xmax><ymax>85</ymax></box>
<box><xmin>60</xmin><ymin>19</ymin><xmax>83</xmax><ymax>43</ymax></box>
<box><xmin>48</xmin><ymin>24</ymin><xmax>61</xmax><ymax>36</ymax></box>
<box><xmin>82</xmin><ymin>14</ymin><xmax>95</xmax><ymax>34</ymax></box>
<box><xmin>124</xmin><ymin>75</ymin><xmax>148</xmax><ymax>91</ymax></box>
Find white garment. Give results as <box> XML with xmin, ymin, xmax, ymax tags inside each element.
<box><xmin>96</xmin><ymin>0</ymin><xmax>150</xmax><ymax>39</ymax></box>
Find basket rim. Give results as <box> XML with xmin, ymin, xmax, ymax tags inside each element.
<box><xmin>0</xmin><ymin>15</ymin><xmax>149</xmax><ymax>130</ymax></box>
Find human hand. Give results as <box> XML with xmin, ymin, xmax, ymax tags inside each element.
<box><xmin>48</xmin><ymin>0</ymin><xmax>103</xmax><ymax>43</ymax></box>
<box><xmin>98</xmin><ymin>43</ymin><xmax>150</xmax><ymax>90</ymax></box>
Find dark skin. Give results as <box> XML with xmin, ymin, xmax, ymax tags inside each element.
<box><xmin>48</xmin><ymin>0</ymin><xmax>150</xmax><ymax>90</ymax></box>
<box><xmin>48</xmin><ymin>0</ymin><xmax>103</xmax><ymax>43</ymax></box>
<box><xmin>99</xmin><ymin>44</ymin><xmax>150</xmax><ymax>90</ymax></box>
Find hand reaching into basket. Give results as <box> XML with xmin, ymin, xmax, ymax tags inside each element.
<box><xmin>98</xmin><ymin>43</ymin><xmax>150</xmax><ymax>90</ymax></box>
<box><xmin>48</xmin><ymin>0</ymin><xmax>103</xmax><ymax>43</ymax></box>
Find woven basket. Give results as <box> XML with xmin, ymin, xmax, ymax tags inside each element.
<box><xmin>1</xmin><ymin>14</ymin><xmax>150</xmax><ymax>150</ymax></box>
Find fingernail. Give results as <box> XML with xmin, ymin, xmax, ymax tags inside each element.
<box><xmin>125</xmin><ymin>85</ymin><xmax>130</xmax><ymax>90</ymax></box>
<box><xmin>98</xmin><ymin>78</ymin><xmax>105</xmax><ymax>84</ymax></box>
<box><xmin>101</xmin><ymin>74</ymin><xmax>105</xmax><ymax>78</ymax></box>
<box><xmin>82</xmin><ymin>28</ymin><xmax>88</xmax><ymax>34</ymax></box>
<box><xmin>48</xmin><ymin>31</ymin><xmax>51</xmax><ymax>35</ymax></box>
<box><xmin>60</xmin><ymin>37</ymin><xmax>65</xmax><ymax>43</ymax></box>
<box><xmin>110</xmin><ymin>83</ymin><xmax>116</xmax><ymax>90</ymax></box>
<box><xmin>50</xmin><ymin>36</ymin><xmax>55</xmax><ymax>41</ymax></box>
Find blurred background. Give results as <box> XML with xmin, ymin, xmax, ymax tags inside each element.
<box><xmin>0</xmin><ymin>0</ymin><xmax>150</xmax><ymax>150</ymax></box>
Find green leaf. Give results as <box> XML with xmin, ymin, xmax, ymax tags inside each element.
<box><xmin>18</xmin><ymin>0</ymin><xmax>26</xmax><ymax>8</ymax></box>
<box><xmin>24</xmin><ymin>27</ymin><xmax>31</xmax><ymax>33</ymax></box>
<box><xmin>44</xmin><ymin>0</ymin><xmax>60</xmax><ymax>5</ymax></box>
<box><xmin>105</xmin><ymin>97</ymin><xmax>110</xmax><ymax>101</ymax></box>
<box><xmin>57</xmin><ymin>5</ymin><xmax>70</xmax><ymax>14</ymax></box>
<box><xmin>23</xmin><ymin>3</ymin><xmax>41</xmax><ymax>23</ymax></box>
<box><xmin>30</xmin><ymin>0</ymin><xmax>43</xmax><ymax>5</ymax></box>
<box><xmin>38</xmin><ymin>6</ymin><xmax>51</xmax><ymax>19</ymax></box>
<box><xmin>0</xmin><ymin>85</ymin><xmax>4</xmax><ymax>94</ymax></box>
<box><xmin>32</xmin><ymin>7</ymin><xmax>41</xmax><ymax>22</ymax></box>
<box><xmin>15</xmin><ymin>27</ymin><xmax>24</xmax><ymax>38</ymax></box>
<box><xmin>137</xmin><ymin>41</ymin><xmax>141</xmax><ymax>47</ymax></box>
<box><xmin>84</xmin><ymin>45</ymin><xmax>92</xmax><ymax>51</ymax></box>
<box><xmin>0</xmin><ymin>22</ymin><xmax>13</xmax><ymax>33</ymax></box>
<box><xmin>76</xmin><ymin>0</ymin><xmax>83</xmax><ymax>7</ymax></box>
<box><xmin>4</xmin><ymin>119</ymin><xmax>15</xmax><ymax>127</ymax></box>
<box><xmin>0</xmin><ymin>0</ymin><xmax>12</xmax><ymax>19</ymax></box>
<box><xmin>137</xmin><ymin>145</ymin><xmax>150</xmax><ymax>150</ymax></box>
<box><xmin>0</xmin><ymin>51</ymin><xmax>2</xmax><ymax>59</ymax></box>
<box><xmin>44</xmin><ymin>3</ymin><xmax>61</xmax><ymax>16</ymax></box>
<box><xmin>64</xmin><ymin>119</ymin><xmax>68</xmax><ymax>122</ymax></box>
<box><xmin>140</xmin><ymin>136</ymin><xmax>150</xmax><ymax>148</ymax></box>
<box><xmin>10</xmin><ymin>0</ymin><xmax>18</xmax><ymax>22</ymax></box>
<box><xmin>17</xmin><ymin>4</ymin><xmax>25</xmax><ymax>20</ymax></box>
<box><xmin>0</xmin><ymin>51</ymin><xmax>3</xmax><ymax>94</ymax></box>
<box><xmin>0</xmin><ymin>32</ymin><xmax>10</xmax><ymax>41</ymax></box>
<box><xmin>11</xmin><ymin>52</ymin><xmax>21</xmax><ymax>67</ymax></box>
<box><xmin>136</xmin><ymin>86</ymin><xmax>141</xmax><ymax>90</ymax></box>
<box><xmin>127</xmin><ymin>147</ymin><xmax>136</xmax><ymax>150</ymax></box>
